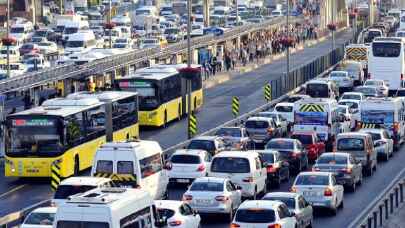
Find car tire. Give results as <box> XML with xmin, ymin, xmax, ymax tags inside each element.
<box><xmin>73</xmin><ymin>156</ymin><xmax>79</xmax><ymax>176</ymax></box>
<box><xmin>349</xmin><ymin>180</ymin><xmax>356</xmax><ymax>192</ymax></box>
<box><xmin>273</xmin><ymin>175</ymin><xmax>281</xmax><ymax>188</ymax></box>
<box><xmin>228</xmin><ymin>205</ymin><xmax>234</xmax><ymax>222</ymax></box>
<box><xmin>331</xmin><ymin>206</ymin><xmax>337</xmax><ymax>216</ymax></box>
<box><xmin>307</xmin><ymin>218</ymin><xmax>313</xmax><ymax>228</ymax></box>
<box><xmin>339</xmin><ymin>199</ymin><xmax>344</xmax><ymax>209</ymax></box>
<box><xmin>358</xmin><ymin>173</ymin><xmax>363</xmax><ymax>186</ymax></box>
<box><xmin>366</xmin><ymin>166</ymin><xmax>373</xmax><ymax>176</ymax></box>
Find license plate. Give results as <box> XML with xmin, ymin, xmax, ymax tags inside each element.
<box><xmin>196</xmin><ymin>199</ymin><xmax>211</xmax><ymax>205</ymax></box>
<box><xmin>177</xmin><ymin>179</ymin><xmax>189</xmax><ymax>183</ymax></box>
<box><xmin>303</xmin><ymin>191</ymin><xmax>318</xmax><ymax>197</ymax></box>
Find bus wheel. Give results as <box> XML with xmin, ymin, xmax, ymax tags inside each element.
<box><xmin>73</xmin><ymin>156</ymin><xmax>79</xmax><ymax>176</ymax></box>
<box><xmin>194</xmin><ymin>98</ymin><xmax>197</xmax><ymax>112</ymax></box>
<box><xmin>163</xmin><ymin>111</ymin><xmax>168</xmax><ymax>128</ymax></box>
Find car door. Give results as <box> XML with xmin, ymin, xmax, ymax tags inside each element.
<box><xmin>331</xmin><ymin>175</ymin><xmax>343</xmax><ymax>206</ymax></box>
<box><xmin>226</xmin><ymin>181</ymin><xmax>241</xmax><ymax>207</ymax></box>
<box><xmin>298</xmin><ymin>196</ymin><xmax>311</xmax><ymax>227</ymax></box>
<box><xmin>278</xmin><ymin>204</ymin><xmax>296</xmax><ymax>228</ymax></box>
<box><xmin>254</xmin><ymin>157</ymin><xmax>266</xmax><ymax>192</ymax></box>
<box><xmin>181</xmin><ymin>203</ymin><xmax>199</xmax><ymax>227</ymax></box>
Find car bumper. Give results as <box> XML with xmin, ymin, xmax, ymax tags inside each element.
<box><xmin>309</xmin><ymin>198</ymin><xmax>334</xmax><ymax>209</ymax></box>
<box><xmin>191</xmin><ymin>204</ymin><xmax>232</xmax><ymax>214</ymax></box>
<box><xmin>335</xmin><ymin>174</ymin><xmax>355</xmax><ymax>186</ymax></box>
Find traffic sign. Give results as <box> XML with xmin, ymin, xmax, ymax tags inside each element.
<box><xmin>189</xmin><ymin>113</ymin><xmax>197</xmax><ymax>137</ymax></box>
<box><xmin>51</xmin><ymin>162</ymin><xmax>62</xmax><ymax>192</ymax></box>
<box><xmin>232</xmin><ymin>97</ymin><xmax>239</xmax><ymax>117</ymax></box>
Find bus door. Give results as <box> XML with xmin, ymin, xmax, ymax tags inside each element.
<box><xmin>181</xmin><ymin>77</ymin><xmax>188</xmax><ymax>116</ymax></box>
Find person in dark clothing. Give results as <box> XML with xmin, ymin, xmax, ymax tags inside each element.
<box><xmin>23</xmin><ymin>94</ymin><xmax>31</xmax><ymax>110</ymax></box>
<box><xmin>224</xmin><ymin>52</ymin><xmax>232</xmax><ymax>71</ymax></box>
<box><xmin>210</xmin><ymin>56</ymin><xmax>217</xmax><ymax>75</ymax></box>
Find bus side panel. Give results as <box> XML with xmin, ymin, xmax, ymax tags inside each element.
<box><xmin>113</xmin><ymin>123</ymin><xmax>140</xmax><ymax>141</ymax></box>
<box><xmin>192</xmin><ymin>89</ymin><xmax>204</xmax><ymax>110</ymax></box>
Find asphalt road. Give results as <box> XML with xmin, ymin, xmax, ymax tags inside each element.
<box><xmin>0</xmin><ymin>29</ymin><xmax>376</xmax><ymax>228</ymax></box>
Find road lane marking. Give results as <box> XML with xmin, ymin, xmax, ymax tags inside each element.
<box><xmin>0</xmin><ymin>185</ymin><xmax>27</xmax><ymax>199</ymax></box>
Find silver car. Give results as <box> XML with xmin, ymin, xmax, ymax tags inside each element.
<box><xmin>359</xmin><ymin>128</ymin><xmax>394</xmax><ymax>161</ymax></box>
<box><xmin>313</xmin><ymin>152</ymin><xmax>363</xmax><ymax>192</ymax></box>
<box><xmin>254</xmin><ymin>112</ymin><xmax>289</xmax><ymax>137</ymax></box>
<box><xmin>214</xmin><ymin>127</ymin><xmax>249</xmax><ymax>150</ymax></box>
<box><xmin>183</xmin><ymin>177</ymin><xmax>242</xmax><ymax>221</ymax></box>
<box><xmin>262</xmin><ymin>192</ymin><xmax>313</xmax><ymax>228</ymax></box>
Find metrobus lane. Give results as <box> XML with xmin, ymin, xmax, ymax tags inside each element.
<box><xmin>167</xmin><ymin>144</ymin><xmax>405</xmax><ymax>228</ymax></box>
<box><xmin>0</xmin><ymin>29</ymin><xmax>354</xmax><ymax>217</ymax></box>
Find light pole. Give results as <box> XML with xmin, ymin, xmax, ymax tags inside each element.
<box><xmin>286</xmin><ymin>0</ymin><xmax>290</xmax><ymax>78</ymax></box>
<box><xmin>187</xmin><ymin>0</ymin><xmax>192</xmax><ymax>139</ymax></box>
<box><xmin>332</xmin><ymin>0</ymin><xmax>335</xmax><ymax>51</ymax></box>
<box><xmin>6</xmin><ymin>0</ymin><xmax>10</xmax><ymax>78</ymax></box>
<box><xmin>109</xmin><ymin>0</ymin><xmax>112</xmax><ymax>48</ymax></box>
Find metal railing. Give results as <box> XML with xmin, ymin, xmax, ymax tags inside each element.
<box><xmin>348</xmin><ymin>169</ymin><xmax>405</xmax><ymax>228</ymax></box>
<box><xmin>0</xmin><ymin>17</ymin><xmax>301</xmax><ymax>94</ymax></box>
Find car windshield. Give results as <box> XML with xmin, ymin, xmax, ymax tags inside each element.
<box><xmin>157</xmin><ymin>208</ymin><xmax>175</xmax><ymax>219</ymax></box>
<box><xmin>215</xmin><ymin>128</ymin><xmax>241</xmax><ymax>137</ymax></box>
<box><xmin>64</xmin><ymin>27</ymin><xmax>78</xmax><ymax>34</ymax></box>
<box><xmin>266</xmin><ymin>140</ymin><xmax>294</xmax><ymax>150</ymax></box>
<box><xmin>337</xmin><ymin>138</ymin><xmax>365</xmax><ymax>151</ymax></box>
<box><xmin>187</xmin><ymin>140</ymin><xmax>216</xmax><ymax>152</ymax></box>
<box><xmin>295</xmin><ymin>175</ymin><xmax>329</xmax><ymax>185</ymax></box>
<box><xmin>330</xmin><ymin>72</ymin><xmax>347</xmax><ymax>78</ymax></box>
<box><xmin>143</xmin><ymin>39</ymin><xmax>157</xmax><ymax>44</ymax></box>
<box><xmin>66</xmin><ymin>41</ymin><xmax>84</xmax><ymax>48</ymax></box>
<box><xmin>171</xmin><ymin>154</ymin><xmax>201</xmax><ymax>164</ymax></box>
<box><xmin>365</xmin><ymin>81</ymin><xmax>382</xmax><ymax>86</ymax></box>
<box><xmin>24</xmin><ymin>212</ymin><xmax>55</xmax><ymax>225</ymax></box>
<box><xmin>54</xmin><ymin>185</ymin><xmax>96</xmax><ymax>199</ymax></box>
<box><xmin>291</xmin><ymin>134</ymin><xmax>313</xmax><ymax>145</ymax></box>
<box><xmin>317</xmin><ymin>155</ymin><xmax>347</xmax><ymax>165</ymax></box>
<box><xmin>259</xmin><ymin>153</ymin><xmax>275</xmax><ymax>163</ymax></box>
<box><xmin>341</xmin><ymin>94</ymin><xmax>360</xmax><ymax>100</ymax></box>
<box><xmin>34</xmin><ymin>30</ymin><xmax>47</xmax><ymax>37</ymax></box>
<box><xmin>275</xmin><ymin>105</ymin><xmax>292</xmax><ymax>112</ymax></box>
<box><xmin>190</xmin><ymin>181</ymin><xmax>223</xmax><ymax>191</ymax></box>
<box><xmin>7</xmin><ymin>117</ymin><xmax>63</xmax><ymax>156</ymax></box>
<box><xmin>263</xmin><ymin>197</ymin><xmax>295</xmax><ymax>209</ymax></box>
<box><xmin>39</xmin><ymin>42</ymin><xmax>52</xmax><ymax>47</ymax></box>
<box><xmin>245</xmin><ymin>120</ymin><xmax>269</xmax><ymax>129</ymax></box>
<box><xmin>113</xmin><ymin>43</ymin><xmax>127</xmax><ymax>48</ymax></box>
<box><xmin>22</xmin><ymin>44</ymin><xmax>34</xmax><ymax>49</ymax></box>
<box><xmin>211</xmin><ymin>157</ymin><xmax>250</xmax><ymax>173</ymax></box>
<box><xmin>355</xmin><ymin>87</ymin><xmax>377</xmax><ymax>96</ymax></box>
<box><xmin>11</xmin><ymin>27</ymin><xmax>24</xmax><ymax>33</ymax></box>
<box><xmin>164</xmin><ymin>28</ymin><xmax>179</xmax><ymax>34</ymax></box>
<box><xmin>235</xmin><ymin>209</ymin><xmax>276</xmax><ymax>223</ymax></box>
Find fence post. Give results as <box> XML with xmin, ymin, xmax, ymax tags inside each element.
<box><xmin>379</xmin><ymin>204</ymin><xmax>383</xmax><ymax>226</ymax></box>
<box><xmin>385</xmin><ymin>198</ymin><xmax>389</xmax><ymax>219</ymax></box>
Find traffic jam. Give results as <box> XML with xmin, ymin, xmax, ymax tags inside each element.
<box><xmin>6</xmin><ymin>3</ymin><xmax>405</xmax><ymax>228</ymax></box>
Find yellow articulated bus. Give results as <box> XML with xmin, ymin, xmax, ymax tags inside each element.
<box><xmin>4</xmin><ymin>91</ymin><xmax>139</xmax><ymax>178</ymax></box>
<box><xmin>116</xmin><ymin>64</ymin><xmax>203</xmax><ymax>127</ymax></box>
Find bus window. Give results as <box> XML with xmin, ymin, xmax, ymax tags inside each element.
<box><xmin>66</xmin><ymin>113</ymin><xmax>85</xmax><ymax>145</ymax></box>
<box><xmin>112</xmin><ymin>95</ymin><xmax>138</xmax><ymax>129</ymax></box>
<box><xmin>306</xmin><ymin>83</ymin><xmax>329</xmax><ymax>98</ymax></box>
<box><xmin>372</xmin><ymin>42</ymin><xmax>401</xmax><ymax>57</ymax></box>
<box><xmin>85</xmin><ymin>106</ymin><xmax>106</xmax><ymax>139</ymax></box>
<box><xmin>161</xmin><ymin>75</ymin><xmax>181</xmax><ymax>103</ymax></box>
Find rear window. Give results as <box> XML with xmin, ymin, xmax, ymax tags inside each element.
<box><xmin>235</xmin><ymin>209</ymin><xmax>276</xmax><ymax>223</ymax></box>
<box><xmin>24</xmin><ymin>212</ymin><xmax>54</xmax><ymax>225</ymax></box>
<box><xmin>341</xmin><ymin>94</ymin><xmax>361</xmax><ymax>100</ymax></box>
<box><xmin>54</xmin><ymin>185</ymin><xmax>96</xmax><ymax>199</ymax></box>
<box><xmin>157</xmin><ymin>208</ymin><xmax>175</xmax><ymax>219</ymax></box>
<box><xmin>245</xmin><ymin>120</ymin><xmax>269</xmax><ymax>129</ymax></box>
<box><xmin>211</xmin><ymin>157</ymin><xmax>250</xmax><ymax>173</ymax></box>
<box><xmin>215</xmin><ymin>128</ymin><xmax>242</xmax><ymax>137</ymax></box>
<box><xmin>117</xmin><ymin>161</ymin><xmax>134</xmax><ymax>174</ymax></box>
<box><xmin>337</xmin><ymin>138</ymin><xmax>365</xmax><ymax>151</ymax></box>
<box><xmin>306</xmin><ymin>83</ymin><xmax>329</xmax><ymax>98</ymax></box>
<box><xmin>259</xmin><ymin>153</ymin><xmax>275</xmax><ymax>164</ymax></box>
<box><xmin>266</xmin><ymin>140</ymin><xmax>294</xmax><ymax>150</ymax></box>
<box><xmin>96</xmin><ymin>160</ymin><xmax>113</xmax><ymax>173</ymax></box>
<box><xmin>295</xmin><ymin>175</ymin><xmax>329</xmax><ymax>185</ymax></box>
<box><xmin>171</xmin><ymin>154</ymin><xmax>201</xmax><ymax>164</ymax></box>
<box><xmin>56</xmin><ymin>221</ymin><xmax>109</xmax><ymax>228</ymax></box>
<box><xmin>275</xmin><ymin>105</ymin><xmax>293</xmax><ymax>112</ymax></box>
<box><xmin>366</xmin><ymin>132</ymin><xmax>381</xmax><ymax>141</ymax></box>
<box><xmin>317</xmin><ymin>155</ymin><xmax>348</xmax><ymax>165</ymax></box>
<box><xmin>291</xmin><ymin>134</ymin><xmax>313</xmax><ymax>145</ymax></box>
<box><xmin>187</xmin><ymin>140</ymin><xmax>216</xmax><ymax>152</ymax></box>
<box><xmin>262</xmin><ymin>197</ymin><xmax>295</xmax><ymax>209</ymax></box>
<box><xmin>190</xmin><ymin>181</ymin><xmax>223</xmax><ymax>191</ymax></box>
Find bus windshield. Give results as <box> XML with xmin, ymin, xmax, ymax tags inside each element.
<box><xmin>372</xmin><ymin>42</ymin><xmax>401</xmax><ymax>57</ymax></box>
<box><xmin>362</xmin><ymin>110</ymin><xmax>394</xmax><ymax>124</ymax></box>
<box><xmin>119</xmin><ymin>80</ymin><xmax>159</xmax><ymax>110</ymax></box>
<box><xmin>306</xmin><ymin>83</ymin><xmax>329</xmax><ymax>98</ymax></box>
<box><xmin>7</xmin><ymin>117</ymin><xmax>63</xmax><ymax>156</ymax></box>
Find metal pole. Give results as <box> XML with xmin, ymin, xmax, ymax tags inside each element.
<box><xmin>354</xmin><ymin>0</ymin><xmax>357</xmax><ymax>42</ymax></box>
<box><xmin>286</xmin><ymin>0</ymin><xmax>290</xmax><ymax>77</ymax></box>
<box><xmin>109</xmin><ymin>0</ymin><xmax>112</xmax><ymax>48</ymax></box>
<box><xmin>60</xmin><ymin>0</ymin><xmax>63</xmax><ymax>14</ymax></box>
<box><xmin>187</xmin><ymin>0</ymin><xmax>192</xmax><ymax>139</ymax></box>
<box><xmin>105</xmin><ymin>102</ymin><xmax>113</xmax><ymax>142</ymax></box>
<box><xmin>6</xmin><ymin>0</ymin><xmax>10</xmax><ymax>78</ymax></box>
<box><xmin>236</xmin><ymin>0</ymin><xmax>239</xmax><ymax>25</ymax></box>
<box><xmin>332</xmin><ymin>0</ymin><xmax>335</xmax><ymax>50</ymax></box>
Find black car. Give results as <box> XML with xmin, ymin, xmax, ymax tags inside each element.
<box><xmin>265</xmin><ymin>138</ymin><xmax>308</xmax><ymax>173</ymax></box>
<box><xmin>258</xmin><ymin>150</ymin><xmax>290</xmax><ymax>189</ymax></box>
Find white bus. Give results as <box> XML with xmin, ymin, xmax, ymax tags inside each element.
<box><xmin>368</xmin><ymin>37</ymin><xmax>405</xmax><ymax>94</ymax></box>
<box><xmin>400</xmin><ymin>10</ymin><xmax>405</xmax><ymax>30</ymax></box>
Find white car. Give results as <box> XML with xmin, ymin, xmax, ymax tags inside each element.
<box><xmin>337</xmin><ymin>104</ymin><xmax>354</xmax><ymax>131</ymax></box>
<box><xmin>340</xmin><ymin>92</ymin><xmax>365</xmax><ymax>101</ymax></box>
<box><xmin>328</xmin><ymin>71</ymin><xmax>354</xmax><ymax>91</ymax></box>
<box><xmin>155</xmin><ymin>200</ymin><xmax>201</xmax><ymax>228</ymax></box>
<box><xmin>364</xmin><ymin>79</ymin><xmax>389</xmax><ymax>96</ymax></box>
<box><xmin>232</xmin><ymin>200</ymin><xmax>297</xmax><ymax>228</ymax></box>
<box><xmin>166</xmin><ymin>149</ymin><xmax>212</xmax><ymax>185</ymax></box>
<box><xmin>274</xmin><ymin>102</ymin><xmax>294</xmax><ymax>124</ymax></box>
<box><xmin>291</xmin><ymin>172</ymin><xmax>344</xmax><ymax>215</ymax></box>
<box><xmin>183</xmin><ymin>177</ymin><xmax>242</xmax><ymax>221</ymax></box>
<box><xmin>21</xmin><ymin>207</ymin><xmax>56</xmax><ymax>228</ymax></box>
<box><xmin>338</xmin><ymin>99</ymin><xmax>361</xmax><ymax>123</ymax></box>
<box><xmin>262</xmin><ymin>192</ymin><xmax>314</xmax><ymax>228</ymax></box>
<box><xmin>359</xmin><ymin>128</ymin><xmax>394</xmax><ymax>161</ymax></box>
<box><xmin>37</xmin><ymin>41</ymin><xmax>58</xmax><ymax>55</ymax></box>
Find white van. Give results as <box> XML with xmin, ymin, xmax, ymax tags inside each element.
<box><xmin>53</xmin><ymin>188</ymin><xmax>166</xmax><ymax>228</ymax></box>
<box><xmin>209</xmin><ymin>151</ymin><xmax>267</xmax><ymax>199</ymax></box>
<box><xmin>65</xmin><ymin>31</ymin><xmax>97</xmax><ymax>54</ymax></box>
<box><xmin>91</xmin><ymin>140</ymin><xmax>169</xmax><ymax>200</ymax></box>
<box><xmin>52</xmin><ymin>176</ymin><xmax>114</xmax><ymax>206</ymax></box>
<box><xmin>10</xmin><ymin>23</ymin><xmax>34</xmax><ymax>42</ymax></box>
<box><xmin>306</xmin><ymin>79</ymin><xmax>339</xmax><ymax>99</ymax></box>
<box><xmin>62</xmin><ymin>20</ymin><xmax>90</xmax><ymax>41</ymax></box>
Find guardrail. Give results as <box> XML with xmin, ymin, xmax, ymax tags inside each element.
<box><xmin>0</xmin><ymin>16</ymin><xmax>301</xmax><ymax>94</ymax></box>
<box><xmin>348</xmin><ymin>169</ymin><xmax>405</xmax><ymax>228</ymax></box>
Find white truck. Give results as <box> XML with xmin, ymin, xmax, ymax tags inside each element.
<box><xmin>293</xmin><ymin>98</ymin><xmax>341</xmax><ymax>152</ymax></box>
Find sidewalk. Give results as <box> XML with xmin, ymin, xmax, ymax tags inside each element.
<box><xmin>383</xmin><ymin>204</ymin><xmax>405</xmax><ymax>228</ymax></box>
<box><xmin>203</xmin><ymin>27</ymin><xmax>346</xmax><ymax>90</ymax></box>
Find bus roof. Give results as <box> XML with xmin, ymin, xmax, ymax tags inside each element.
<box><xmin>10</xmin><ymin>97</ymin><xmax>104</xmax><ymax>117</ymax></box>
<box><xmin>66</xmin><ymin>91</ymin><xmax>138</xmax><ymax>102</ymax></box>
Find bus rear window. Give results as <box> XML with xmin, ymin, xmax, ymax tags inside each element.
<box><xmin>56</xmin><ymin>221</ymin><xmax>109</xmax><ymax>228</ymax></box>
<box><xmin>96</xmin><ymin>160</ymin><xmax>113</xmax><ymax>173</ymax></box>
<box><xmin>372</xmin><ymin>42</ymin><xmax>401</xmax><ymax>57</ymax></box>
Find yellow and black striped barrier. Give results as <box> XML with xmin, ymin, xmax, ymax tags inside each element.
<box><xmin>299</xmin><ymin>104</ymin><xmax>325</xmax><ymax>112</ymax></box>
<box><xmin>189</xmin><ymin>113</ymin><xmax>197</xmax><ymax>137</ymax></box>
<box><xmin>232</xmin><ymin>97</ymin><xmax>239</xmax><ymax>117</ymax></box>
<box><xmin>51</xmin><ymin>162</ymin><xmax>62</xmax><ymax>192</ymax></box>
<box><xmin>94</xmin><ymin>172</ymin><xmax>137</xmax><ymax>187</ymax></box>
<box><xmin>264</xmin><ymin>84</ymin><xmax>272</xmax><ymax>101</ymax></box>
<box><xmin>361</xmin><ymin>123</ymin><xmax>377</xmax><ymax>129</ymax></box>
<box><xmin>346</xmin><ymin>48</ymin><xmax>367</xmax><ymax>61</ymax></box>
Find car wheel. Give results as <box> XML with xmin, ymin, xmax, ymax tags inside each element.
<box><xmin>366</xmin><ymin>167</ymin><xmax>373</xmax><ymax>176</ymax></box>
<box><xmin>273</xmin><ymin>175</ymin><xmax>281</xmax><ymax>188</ymax></box>
<box><xmin>307</xmin><ymin>218</ymin><xmax>313</xmax><ymax>228</ymax></box>
<box><xmin>228</xmin><ymin>204</ymin><xmax>234</xmax><ymax>222</ymax></box>
<box><xmin>339</xmin><ymin>199</ymin><xmax>344</xmax><ymax>209</ymax></box>
<box><xmin>331</xmin><ymin>206</ymin><xmax>337</xmax><ymax>216</ymax></box>
<box><xmin>358</xmin><ymin>173</ymin><xmax>363</xmax><ymax>186</ymax></box>
<box><xmin>350</xmin><ymin>180</ymin><xmax>356</xmax><ymax>192</ymax></box>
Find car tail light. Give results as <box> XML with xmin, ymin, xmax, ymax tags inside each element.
<box><xmin>368</xmin><ymin>73</ymin><xmax>371</xmax><ymax>79</ymax></box>
<box><xmin>324</xmin><ymin>187</ymin><xmax>333</xmax><ymax>196</ymax></box>
<box><xmin>243</xmin><ymin>177</ymin><xmax>254</xmax><ymax>182</ymax></box>
<box><xmin>394</xmin><ymin>122</ymin><xmax>400</xmax><ymax>132</ymax></box>
<box><xmin>169</xmin><ymin>220</ymin><xmax>182</xmax><ymax>226</ymax></box>
<box><xmin>215</xmin><ymin>196</ymin><xmax>229</xmax><ymax>202</ymax></box>
<box><xmin>267</xmin><ymin>127</ymin><xmax>274</xmax><ymax>135</ymax></box>
<box><xmin>164</xmin><ymin>162</ymin><xmax>172</xmax><ymax>170</ymax></box>
<box><xmin>401</xmin><ymin>73</ymin><xmax>403</xmax><ymax>81</ymax></box>
<box><xmin>182</xmin><ymin>194</ymin><xmax>192</xmax><ymax>202</ymax></box>
<box><xmin>356</xmin><ymin>121</ymin><xmax>362</xmax><ymax>130</ymax></box>
<box><xmin>267</xmin><ymin>164</ymin><xmax>277</xmax><ymax>173</ymax></box>
<box><xmin>290</xmin><ymin>186</ymin><xmax>297</xmax><ymax>192</ymax></box>
<box><xmin>268</xmin><ymin>223</ymin><xmax>282</xmax><ymax>228</ymax></box>
<box><xmin>196</xmin><ymin>164</ymin><xmax>205</xmax><ymax>172</ymax></box>
<box><xmin>340</xmin><ymin>167</ymin><xmax>352</xmax><ymax>174</ymax></box>
<box><xmin>312</xmin><ymin>167</ymin><xmax>320</xmax><ymax>171</ymax></box>
<box><xmin>230</xmin><ymin>223</ymin><xmax>240</xmax><ymax>228</ymax></box>
<box><xmin>289</xmin><ymin>152</ymin><xmax>299</xmax><ymax>158</ymax></box>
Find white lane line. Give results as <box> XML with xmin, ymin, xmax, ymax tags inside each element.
<box><xmin>0</xmin><ymin>184</ymin><xmax>27</xmax><ymax>199</ymax></box>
